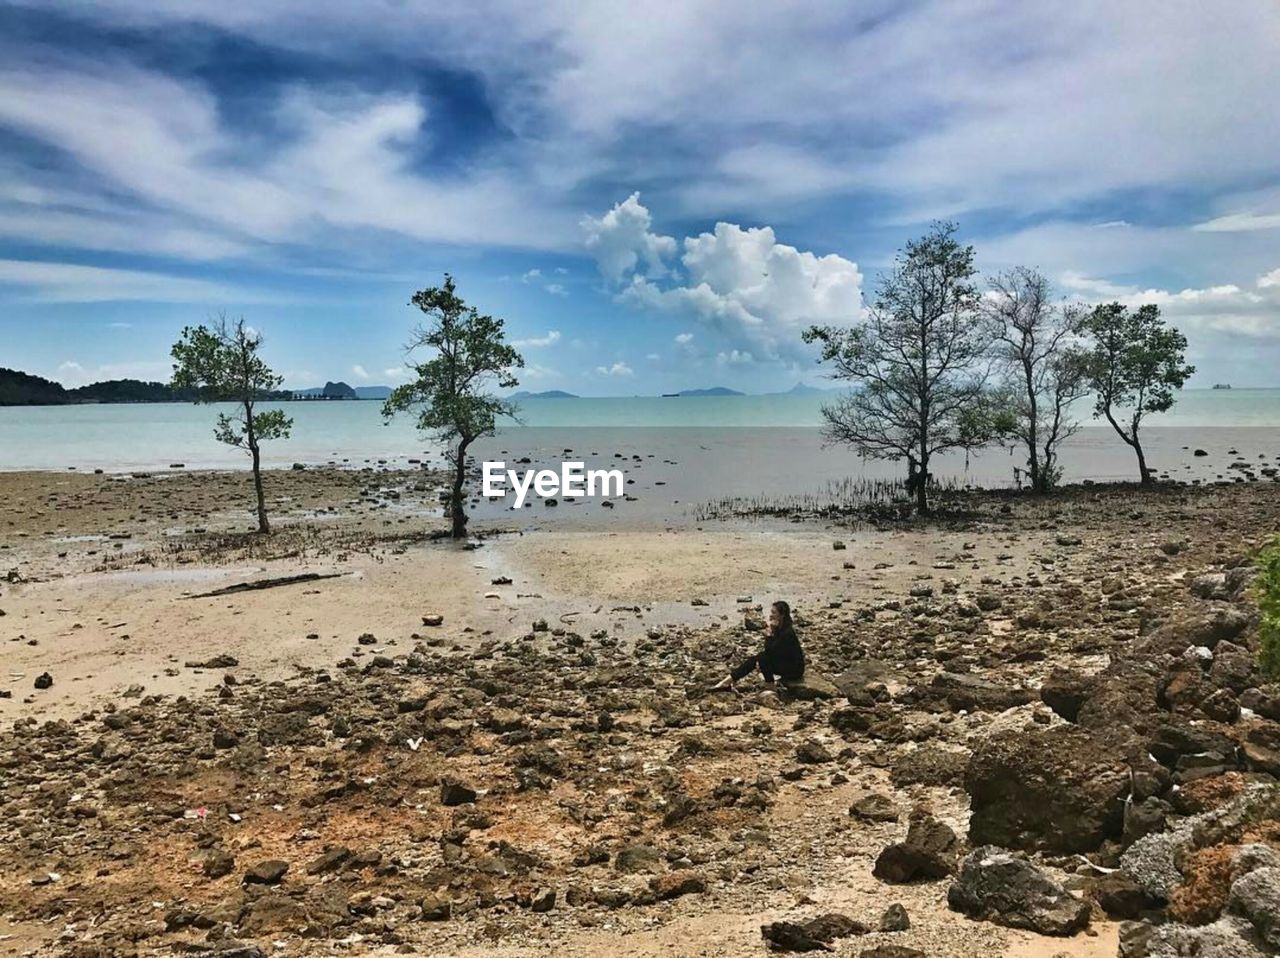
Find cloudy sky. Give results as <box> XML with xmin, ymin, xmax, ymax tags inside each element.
<box><xmin>2</xmin><ymin>1</ymin><xmax>1278</xmax><ymax>394</ymax></box>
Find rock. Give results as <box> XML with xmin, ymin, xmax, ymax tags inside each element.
<box><xmin>1228</xmin><ymin>866</ymin><xmax>1280</xmax><ymax>948</ymax></box>
<box><xmin>213</xmin><ymin>727</ymin><xmax>239</xmax><ymax>749</ymax></box>
<box><xmin>530</xmin><ymin>887</ymin><xmax>556</xmax><ymax>912</ymax></box>
<box><xmin>850</xmin><ymin>793</ymin><xmax>899</xmax><ymax>823</ymax></box>
<box><xmin>1122</xmin><ymin>917</ymin><xmax>1270</xmax><ymax>957</ymax></box>
<box><xmin>615</xmin><ymin>844</ymin><xmax>662</xmax><ymax>874</ymax></box>
<box><xmin>878</xmin><ymin>902</ymin><xmax>910</xmax><ymax>931</ymax></box>
<box><xmin>889</xmin><ymin>746</ymin><xmax>968</xmax><ymax>789</ymax></box>
<box><xmin>653</xmin><ymin>870</ymin><xmax>706</xmax><ymax>899</ymax></box>
<box><xmin>931</xmin><ymin>671</ymin><xmax>1035</xmax><ymax>713</ymax></box>
<box><xmin>421</xmin><ymin>614</ymin><xmax>444</xmax><ymax>627</ymax></box>
<box><xmin>203</xmin><ymin>850</ymin><xmax>235</xmax><ymax>879</ymax></box>
<box><xmin>306</xmin><ymin>846</ymin><xmax>352</xmax><ymax>875</ymax></box>
<box><xmin>1210</xmin><ymin>642</ymin><xmax>1255</xmax><ymax>693</ymax></box>
<box><xmin>421</xmin><ymin>894</ymin><xmax>451</xmax><ymax>920</ymax></box>
<box><xmin>947</xmin><ymin>846</ymin><xmax>1090</xmax><ymax>936</ymax></box>
<box><xmin>243</xmin><ymin>860</ymin><xmax>289</xmax><ymax>885</ymax></box>
<box><xmin>1040</xmin><ymin>668</ymin><xmax>1092</xmax><ymax>722</ymax></box>
<box><xmin>783</xmin><ymin>673</ymin><xmax>839</xmax><ymax>700</ymax></box>
<box><xmin>795</xmin><ymin>740</ymin><xmax>835</xmax><ymax>764</ymax></box>
<box><xmin>872</xmin><ymin>812</ymin><xmax>959</xmax><ymax>883</ymax></box>
<box><xmin>966</xmin><ymin>725</ymin><xmax>1131</xmax><ymax>852</ymax></box>
<box><xmin>440</xmin><ymin>780</ymin><xmax>477</xmax><ymax>806</ymax></box>
<box><xmin>860</xmin><ymin>948</ymin><xmax>926</xmax><ymax>958</ymax></box>
<box><xmin>1091</xmin><ymin>872</ymin><xmax>1156</xmax><ymax>919</ymax></box>
<box><xmin>760</xmin><ymin>913</ymin><xmax>868</xmax><ymax>952</ymax></box>
<box><xmin>33</xmin><ymin>672</ymin><xmax>53</xmax><ymax>690</ymax></box>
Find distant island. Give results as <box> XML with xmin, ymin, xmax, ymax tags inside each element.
<box><xmin>0</xmin><ymin>368</ymin><xmax>390</xmax><ymax>406</ymax></box>
<box><xmin>509</xmin><ymin>389</ymin><xmax>579</xmax><ymax>399</ymax></box>
<box><xmin>663</xmin><ymin>386</ymin><xmax>745</xmax><ymax>397</ymax></box>
<box><xmin>292</xmin><ymin>382</ymin><xmax>393</xmax><ymax>400</ymax></box>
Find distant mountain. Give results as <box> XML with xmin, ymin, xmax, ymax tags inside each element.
<box><xmin>670</xmin><ymin>386</ymin><xmax>745</xmax><ymax>397</ymax></box>
<box><xmin>510</xmin><ymin>389</ymin><xmax>579</xmax><ymax>399</ymax></box>
<box><xmin>783</xmin><ymin>381</ymin><xmax>828</xmax><ymax>395</ymax></box>
<box><xmin>0</xmin><ymin>367</ymin><xmax>301</xmax><ymax>406</ymax></box>
<box><xmin>292</xmin><ymin>382</ymin><xmax>390</xmax><ymax>399</ymax></box>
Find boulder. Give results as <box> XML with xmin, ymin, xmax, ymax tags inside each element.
<box><xmin>930</xmin><ymin>671</ymin><xmax>1035</xmax><ymax>713</ymax></box>
<box><xmin>966</xmin><ymin>725</ymin><xmax>1131</xmax><ymax>852</ymax></box>
<box><xmin>1228</xmin><ymin>866</ymin><xmax>1280</xmax><ymax>948</ymax></box>
<box><xmin>872</xmin><ymin>812</ymin><xmax>959</xmax><ymax>883</ymax></box>
<box><xmin>947</xmin><ymin>846</ymin><xmax>1090</xmax><ymax>936</ymax></box>
<box><xmin>1040</xmin><ymin>668</ymin><xmax>1092</xmax><ymax>722</ymax></box>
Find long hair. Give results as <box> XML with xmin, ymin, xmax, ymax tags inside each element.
<box><xmin>771</xmin><ymin>600</ymin><xmax>794</xmax><ymax>634</ymax></box>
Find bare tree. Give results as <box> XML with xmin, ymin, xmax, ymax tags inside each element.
<box><xmin>984</xmin><ymin>268</ymin><xmax>1089</xmax><ymax>492</ymax></box>
<box><xmin>804</xmin><ymin>222</ymin><xmax>1001</xmax><ymax>515</ymax></box>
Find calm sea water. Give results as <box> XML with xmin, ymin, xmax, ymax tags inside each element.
<box><xmin>1</xmin><ymin>392</ymin><xmax>1278</xmax><ymax>514</ymax></box>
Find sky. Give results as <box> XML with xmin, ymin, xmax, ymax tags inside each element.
<box><xmin>1</xmin><ymin>0</ymin><xmax>1278</xmax><ymax>395</ymax></box>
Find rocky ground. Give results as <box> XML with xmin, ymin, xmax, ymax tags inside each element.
<box><xmin>2</xmin><ymin>476</ymin><xmax>1280</xmax><ymax>957</ymax></box>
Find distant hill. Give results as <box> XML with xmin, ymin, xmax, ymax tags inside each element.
<box><xmin>669</xmin><ymin>386</ymin><xmax>744</xmax><ymax>397</ymax></box>
<box><xmin>782</xmin><ymin>381</ymin><xmax>829</xmax><ymax>395</ymax></box>
<box><xmin>510</xmin><ymin>389</ymin><xmax>579</xmax><ymax>399</ymax></box>
<box><xmin>292</xmin><ymin>382</ymin><xmax>390</xmax><ymax>399</ymax></box>
<box><xmin>0</xmin><ymin>366</ymin><xmax>297</xmax><ymax>406</ymax></box>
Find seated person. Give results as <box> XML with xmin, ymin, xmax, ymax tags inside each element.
<box><xmin>712</xmin><ymin>600</ymin><xmax>804</xmax><ymax>690</ymax></box>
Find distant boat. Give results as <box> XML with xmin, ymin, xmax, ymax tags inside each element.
<box><xmin>1213</xmin><ymin>383</ymin><xmax>1233</xmax><ymax>390</ymax></box>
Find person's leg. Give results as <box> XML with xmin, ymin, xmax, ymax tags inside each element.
<box><xmin>730</xmin><ymin>655</ymin><xmax>759</xmax><ymax>682</ymax></box>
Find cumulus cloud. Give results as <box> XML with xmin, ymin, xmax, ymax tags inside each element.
<box><xmin>1062</xmin><ymin>266</ymin><xmax>1280</xmax><ymax>339</ymax></box>
<box><xmin>512</xmin><ymin>330</ymin><xmax>561</xmax><ymax>348</ymax></box>
<box><xmin>55</xmin><ymin>359</ymin><xmax>171</xmax><ymax>387</ymax></box>
<box><xmin>595</xmin><ymin>361</ymin><xmax>633</xmax><ymax>377</ymax></box>
<box><xmin>674</xmin><ymin>332</ymin><xmax>694</xmax><ymax>344</ymax></box>
<box><xmin>716</xmin><ymin>349</ymin><xmax>755</xmax><ymax>367</ymax></box>
<box><xmin>351</xmin><ymin>364</ymin><xmax>370</xmax><ymax>380</ymax></box>
<box><xmin>581</xmin><ymin>193</ymin><xmax>676</xmax><ymax>283</ymax></box>
<box><xmin>585</xmin><ymin>194</ymin><xmax>863</xmax><ymax>359</ymax></box>
<box><xmin>383</xmin><ymin>367</ymin><xmax>406</xmax><ymax>379</ymax></box>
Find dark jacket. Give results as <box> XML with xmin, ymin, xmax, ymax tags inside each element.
<box><xmin>760</xmin><ymin>623</ymin><xmax>805</xmax><ymax>680</ymax></box>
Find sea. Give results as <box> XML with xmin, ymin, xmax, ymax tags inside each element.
<box><xmin>1</xmin><ymin>390</ymin><xmax>1278</xmax><ymax>521</ymax></box>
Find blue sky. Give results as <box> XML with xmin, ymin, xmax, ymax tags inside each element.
<box><xmin>1</xmin><ymin>0</ymin><xmax>1279</xmax><ymax>394</ymax></box>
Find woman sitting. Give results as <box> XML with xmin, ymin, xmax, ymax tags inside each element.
<box><xmin>712</xmin><ymin>600</ymin><xmax>804</xmax><ymax>690</ymax></box>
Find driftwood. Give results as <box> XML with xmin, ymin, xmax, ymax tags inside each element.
<box><xmin>183</xmin><ymin>572</ymin><xmax>344</xmax><ymax>599</ymax></box>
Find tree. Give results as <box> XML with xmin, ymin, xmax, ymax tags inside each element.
<box><xmin>983</xmin><ymin>268</ymin><xmax>1090</xmax><ymax>493</ymax></box>
<box><xmin>171</xmin><ymin>315</ymin><xmax>293</xmax><ymax>533</ymax></box>
<box><xmin>1078</xmin><ymin>302</ymin><xmax>1194</xmax><ymax>485</ymax></box>
<box><xmin>803</xmin><ymin>222</ymin><xmax>999</xmax><ymax>515</ymax></box>
<box><xmin>383</xmin><ymin>274</ymin><xmax>523</xmax><ymax>539</ymax></box>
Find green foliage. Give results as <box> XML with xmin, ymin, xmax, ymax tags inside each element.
<box><xmin>1077</xmin><ymin>302</ymin><xmax>1194</xmax><ymax>483</ymax></box>
<box><xmin>1258</xmin><ymin>539</ymin><xmax>1280</xmax><ymax>680</ymax></box>
<box><xmin>803</xmin><ymin>222</ymin><xmax>994</xmax><ymax>514</ymax></box>
<box><xmin>171</xmin><ymin>316</ymin><xmax>294</xmax><ymax>450</ymax></box>
<box><xmin>170</xmin><ymin>314</ymin><xmax>292</xmax><ymax>533</ymax></box>
<box><xmin>383</xmin><ymin>274</ymin><xmax>524</xmax><ymax>537</ymax></box>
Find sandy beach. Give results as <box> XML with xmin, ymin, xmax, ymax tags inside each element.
<box><xmin>2</xmin><ymin>466</ymin><xmax>1280</xmax><ymax>957</ymax></box>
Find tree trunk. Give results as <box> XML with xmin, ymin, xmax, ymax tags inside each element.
<box><xmin>450</xmin><ymin>438</ymin><xmax>471</xmax><ymax>539</ymax></box>
<box><xmin>1025</xmin><ymin>363</ymin><xmax>1041</xmax><ymax>494</ymax></box>
<box><xmin>251</xmin><ymin>442</ymin><xmax>269</xmax><ymax>533</ymax></box>
<box><xmin>916</xmin><ymin>450</ymin><xmax>930</xmax><ymax>515</ymax></box>
<box><xmin>1134</xmin><ymin>435</ymin><xmax>1152</xmax><ymax>486</ymax></box>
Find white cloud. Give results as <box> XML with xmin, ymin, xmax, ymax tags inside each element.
<box><xmin>383</xmin><ymin>366</ymin><xmax>407</xmax><ymax>379</ymax></box>
<box><xmin>645</xmin><ymin>352</ymin><xmax>660</xmax><ymax>361</ymax></box>
<box><xmin>108</xmin><ymin>321</ymin><xmax>133</xmax><ymax>329</ymax></box>
<box><xmin>674</xmin><ymin>332</ymin><xmax>694</xmax><ymax>344</ymax></box>
<box><xmin>1064</xmin><ymin>266</ymin><xmax>1280</xmax><ymax>340</ymax></box>
<box><xmin>1193</xmin><ymin>212</ymin><xmax>1280</xmax><ymax>233</ymax></box>
<box><xmin>586</xmin><ymin>195</ymin><xmax>863</xmax><ymax>359</ymax></box>
<box><xmin>55</xmin><ymin>359</ymin><xmax>171</xmax><ymax>387</ymax></box>
<box><xmin>581</xmin><ymin>192</ymin><xmax>677</xmax><ymax>283</ymax></box>
<box><xmin>521</xmin><ymin>363</ymin><xmax>559</xmax><ymax>382</ymax></box>
<box><xmin>351</xmin><ymin>364</ymin><xmax>370</xmax><ymax>380</ymax></box>
<box><xmin>716</xmin><ymin>349</ymin><xmax>755</xmax><ymax>367</ymax></box>
<box><xmin>544</xmin><ymin>283</ymin><xmax>566</xmax><ymax>296</ymax></box>
<box><xmin>521</xmin><ymin>268</ymin><xmax>542</xmax><ymax>282</ymax></box>
<box><xmin>595</xmin><ymin>361</ymin><xmax>634</xmax><ymax>378</ymax></box>
<box><xmin>512</xmin><ymin>330</ymin><xmax>561</xmax><ymax>348</ymax></box>
<box><xmin>0</xmin><ymin>258</ymin><xmax>276</xmax><ymax>303</ymax></box>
